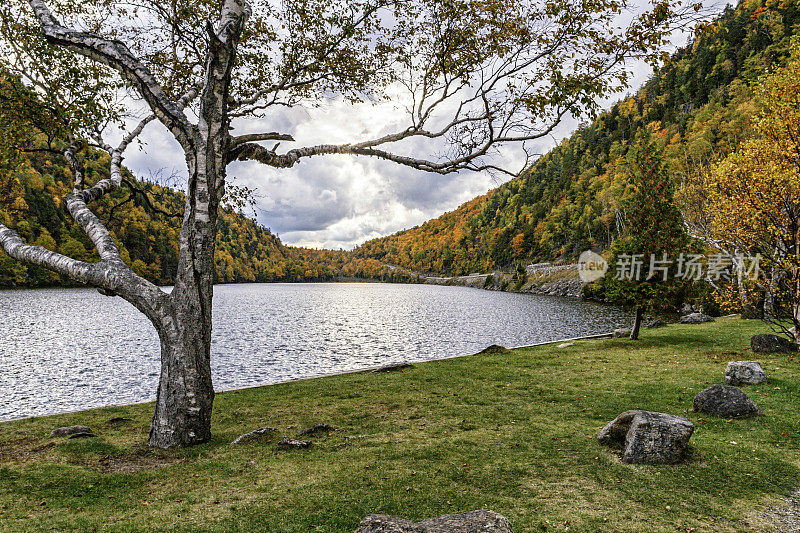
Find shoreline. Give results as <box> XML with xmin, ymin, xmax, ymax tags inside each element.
<box><xmin>1</xmin><ymin>318</ymin><xmax>793</xmax><ymax>532</ymax></box>
<box><xmin>0</xmin><ymin>330</ymin><xmax>614</xmax><ymax>424</ymax></box>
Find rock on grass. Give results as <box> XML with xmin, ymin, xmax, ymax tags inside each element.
<box><xmin>476</xmin><ymin>345</ymin><xmax>511</xmax><ymax>355</ymax></box>
<box><xmin>50</xmin><ymin>426</ymin><xmax>92</xmax><ymax>437</ymax></box>
<box><xmin>751</xmin><ymin>334</ymin><xmax>796</xmax><ymax>354</ymax></box>
<box><xmin>371</xmin><ymin>362</ymin><xmax>414</xmax><ymax>373</ymax></box>
<box><xmin>355</xmin><ymin>510</ymin><xmax>513</xmax><ymax>532</ymax></box>
<box><xmin>724</xmin><ymin>361</ymin><xmax>767</xmax><ymax>386</ymax></box>
<box><xmin>598</xmin><ymin>410</ymin><xmax>694</xmax><ymax>465</ymax></box>
<box><xmin>693</xmin><ymin>384</ymin><xmax>762</xmax><ymax>418</ymax></box>
<box><xmin>679</xmin><ymin>313</ymin><xmax>715</xmax><ymax>324</ymax></box>
<box><xmin>298</xmin><ymin>424</ymin><xmax>337</xmax><ymax>436</ymax></box>
<box><xmin>68</xmin><ymin>432</ymin><xmax>97</xmax><ymax>439</ymax></box>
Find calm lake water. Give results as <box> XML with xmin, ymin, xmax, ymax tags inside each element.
<box><xmin>0</xmin><ymin>283</ymin><xmax>630</xmax><ymax>421</ymax></box>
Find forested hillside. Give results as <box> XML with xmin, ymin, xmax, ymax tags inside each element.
<box><xmin>3</xmin><ymin>0</ymin><xmax>797</xmax><ymax>288</ymax></box>
<box><xmin>0</xmin><ymin>146</ymin><xmax>408</xmax><ymax>288</ymax></box>
<box><xmin>354</xmin><ymin>0</ymin><xmax>800</xmax><ymax>276</ymax></box>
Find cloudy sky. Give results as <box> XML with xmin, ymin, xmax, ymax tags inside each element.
<box><xmin>122</xmin><ymin>2</ymin><xmax>725</xmax><ymax>250</ymax></box>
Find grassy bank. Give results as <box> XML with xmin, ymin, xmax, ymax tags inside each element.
<box><xmin>1</xmin><ymin>318</ymin><xmax>799</xmax><ymax>531</ymax></box>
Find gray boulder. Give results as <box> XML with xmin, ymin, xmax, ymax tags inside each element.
<box><xmin>612</xmin><ymin>329</ymin><xmax>631</xmax><ymax>338</ymax></box>
<box><xmin>645</xmin><ymin>318</ymin><xmax>667</xmax><ymax>328</ymax></box>
<box><xmin>679</xmin><ymin>303</ymin><xmax>698</xmax><ymax>316</ymax></box>
<box><xmin>680</xmin><ymin>312</ymin><xmax>715</xmax><ymax>324</ymax></box>
<box><xmin>355</xmin><ymin>510</ymin><xmax>513</xmax><ymax>533</ymax></box>
<box><xmin>50</xmin><ymin>425</ymin><xmax>92</xmax><ymax>437</ymax></box>
<box><xmin>598</xmin><ymin>410</ymin><xmax>694</xmax><ymax>464</ymax></box>
<box><xmin>693</xmin><ymin>384</ymin><xmax>762</xmax><ymax>418</ymax></box>
<box><xmin>751</xmin><ymin>334</ymin><xmax>796</xmax><ymax>354</ymax></box>
<box><xmin>724</xmin><ymin>361</ymin><xmax>768</xmax><ymax>386</ymax></box>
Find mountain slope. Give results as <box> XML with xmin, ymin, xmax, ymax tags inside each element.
<box><xmin>0</xmin><ymin>147</ymin><xmax>409</xmax><ymax>288</ymax></box>
<box><xmin>354</xmin><ymin>0</ymin><xmax>800</xmax><ymax>276</ymax></box>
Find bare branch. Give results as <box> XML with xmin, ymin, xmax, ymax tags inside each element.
<box><xmin>230</xmin><ymin>132</ymin><xmax>295</xmax><ymax>146</ymax></box>
<box><xmin>26</xmin><ymin>0</ymin><xmax>197</xmax><ymax>151</ymax></box>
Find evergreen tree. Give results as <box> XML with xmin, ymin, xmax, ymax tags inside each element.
<box><xmin>605</xmin><ymin>129</ymin><xmax>689</xmax><ymax>339</ymax></box>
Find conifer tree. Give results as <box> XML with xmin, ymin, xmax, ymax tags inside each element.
<box><xmin>606</xmin><ymin>129</ymin><xmax>689</xmax><ymax>339</ymax></box>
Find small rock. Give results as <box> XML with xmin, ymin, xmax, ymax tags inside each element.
<box><xmin>679</xmin><ymin>303</ymin><xmax>698</xmax><ymax>316</ymax></box>
<box><xmin>679</xmin><ymin>312</ymin><xmax>715</xmax><ymax>324</ymax></box>
<box><xmin>298</xmin><ymin>424</ymin><xmax>337</xmax><ymax>436</ymax></box>
<box><xmin>612</xmin><ymin>329</ymin><xmax>631</xmax><ymax>338</ymax></box>
<box><xmin>724</xmin><ymin>361</ymin><xmax>768</xmax><ymax>386</ymax></box>
<box><xmin>645</xmin><ymin>319</ymin><xmax>667</xmax><ymax>328</ymax></box>
<box><xmin>750</xmin><ymin>334</ymin><xmax>797</xmax><ymax>354</ymax></box>
<box><xmin>68</xmin><ymin>432</ymin><xmax>97</xmax><ymax>439</ymax></box>
<box><xmin>230</xmin><ymin>427</ymin><xmax>279</xmax><ymax>445</ymax></box>
<box><xmin>276</xmin><ymin>437</ymin><xmax>312</xmax><ymax>449</ymax></box>
<box><xmin>50</xmin><ymin>426</ymin><xmax>92</xmax><ymax>437</ymax></box>
<box><xmin>598</xmin><ymin>410</ymin><xmax>694</xmax><ymax>464</ymax></box>
<box><xmin>371</xmin><ymin>362</ymin><xmax>414</xmax><ymax>374</ymax></box>
<box><xmin>476</xmin><ymin>344</ymin><xmax>511</xmax><ymax>355</ymax></box>
<box><xmin>693</xmin><ymin>384</ymin><xmax>762</xmax><ymax>418</ymax></box>
<box><xmin>355</xmin><ymin>510</ymin><xmax>513</xmax><ymax>532</ymax></box>
<box><xmin>557</xmin><ymin>342</ymin><xmax>575</xmax><ymax>348</ymax></box>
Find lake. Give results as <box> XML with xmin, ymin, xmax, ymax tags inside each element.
<box><xmin>0</xmin><ymin>283</ymin><xmax>631</xmax><ymax>421</ymax></box>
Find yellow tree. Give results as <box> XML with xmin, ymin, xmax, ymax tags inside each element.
<box><xmin>706</xmin><ymin>39</ymin><xmax>800</xmax><ymax>341</ymax></box>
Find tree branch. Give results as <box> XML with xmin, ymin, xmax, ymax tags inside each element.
<box><xmin>26</xmin><ymin>0</ymin><xmax>197</xmax><ymax>152</ymax></box>
<box><xmin>0</xmin><ymin>224</ymin><xmax>111</xmax><ymax>287</ymax></box>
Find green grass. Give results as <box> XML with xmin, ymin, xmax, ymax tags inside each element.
<box><xmin>1</xmin><ymin>318</ymin><xmax>799</xmax><ymax>531</ymax></box>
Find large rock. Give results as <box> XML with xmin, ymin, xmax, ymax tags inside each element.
<box><xmin>693</xmin><ymin>384</ymin><xmax>762</xmax><ymax>418</ymax></box>
<box><xmin>724</xmin><ymin>361</ymin><xmax>768</xmax><ymax>386</ymax></box>
<box><xmin>679</xmin><ymin>312</ymin><xmax>714</xmax><ymax>324</ymax></box>
<box><xmin>50</xmin><ymin>425</ymin><xmax>92</xmax><ymax>437</ymax></box>
<box><xmin>355</xmin><ymin>510</ymin><xmax>513</xmax><ymax>533</ymax></box>
<box><xmin>597</xmin><ymin>410</ymin><xmax>694</xmax><ymax>464</ymax></box>
<box><xmin>612</xmin><ymin>328</ymin><xmax>631</xmax><ymax>338</ymax></box>
<box><xmin>751</xmin><ymin>334</ymin><xmax>797</xmax><ymax>354</ymax></box>
<box><xmin>645</xmin><ymin>318</ymin><xmax>667</xmax><ymax>328</ymax></box>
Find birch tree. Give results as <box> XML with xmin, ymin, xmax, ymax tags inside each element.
<box><xmin>0</xmin><ymin>0</ymin><xmax>696</xmax><ymax>447</ymax></box>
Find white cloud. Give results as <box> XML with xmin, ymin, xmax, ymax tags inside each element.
<box><xmin>119</xmin><ymin>1</ymin><xmax>724</xmax><ymax>250</ymax></box>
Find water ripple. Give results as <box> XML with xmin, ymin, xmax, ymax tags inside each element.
<box><xmin>0</xmin><ymin>283</ymin><xmax>630</xmax><ymax>420</ymax></box>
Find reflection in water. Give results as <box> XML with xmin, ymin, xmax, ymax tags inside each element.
<box><xmin>0</xmin><ymin>283</ymin><xmax>630</xmax><ymax>420</ymax></box>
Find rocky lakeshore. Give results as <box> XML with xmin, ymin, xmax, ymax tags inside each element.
<box><xmin>421</xmin><ymin>263</ymin><xmax>583</xmax><ymax>298</ymax></box>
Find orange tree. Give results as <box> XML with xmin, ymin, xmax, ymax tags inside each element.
<box><xmin>704</xmin><ymin>39</ymin><xmax>800</xmax><ymax>341</ymax></box>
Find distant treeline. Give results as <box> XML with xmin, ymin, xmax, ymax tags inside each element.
<box><xmin>0</xmin><ymin>145</ymin><xmax>413</xmax><ymax>288</ymax></box>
